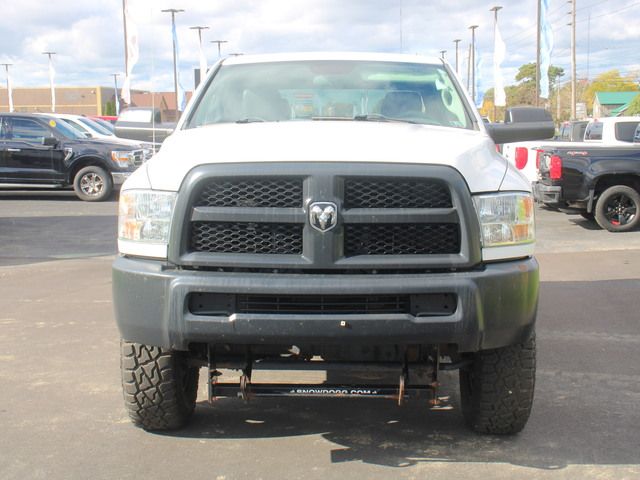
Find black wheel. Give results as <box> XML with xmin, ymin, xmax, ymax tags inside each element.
<box><xmin>459</xmin><ymin>334</ymin><xmax>536</xmax><ymax>435</ymax></box>
<box><xmin>73</xmin><ymin>166</ymin><xmax>113</xmax><ymax>201</ymax></box>
<box><xmin>121</xmin><ymin>341</ymin><xmax>199</xmax><ymax>431</ymax></box>
<box><xmin>594</xmin><ymin>185</ymin><xmax>640</xmax><ymax>232</ymax></box>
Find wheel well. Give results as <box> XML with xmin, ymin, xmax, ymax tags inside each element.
<box><xmin>68</xmin><ymin>158</ymin><xmax>108</xmax><ymax>184</ymax></box>
<box><xmin>594</xmin><ymin>175</ymin><xmax>640</xmax><ymax>197</ymax></box>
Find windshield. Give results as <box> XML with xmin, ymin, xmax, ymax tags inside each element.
<box><xmin>51</xmin><ymin>118</ymin><xmax>86</xmax><ymax>140</ymax></box>
<box><xmin>186</xmin><ymin>60</ymin><xmax>473</xmax><ymax>130</ymax></box>
<box><xmin>78</xmin><ymin>117</ymin><xmax>113</xmax><ymax>136</ymax></box>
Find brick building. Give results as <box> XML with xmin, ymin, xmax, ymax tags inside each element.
<box><xmin>0</xmin><ymin>86</ymin><xmax>192</xmax><ymax>120</ymax></box>
<box><xmin>0</xmin><ymin>86</ymin><xmax>127</xmax><ymax>115</ymax></box>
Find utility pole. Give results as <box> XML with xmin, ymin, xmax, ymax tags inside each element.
<box><xmin>556</xmin><ymin>81</ymin><xmax>561</xmax><ymax>121</ymax></box>
<box><xmin>469</xmin><ymin>25</ymin><xmax>479</xmax><ymax>101</ymax></box>
<box><xmin>210</xmin><ymin>40</ymin><xmax>228</xmax><ymax>58</ymax></box>
<box><xmin>161</xmin><ymin>8</ymin><xmax>184</xmax><ymax>116</ymax></box>
<box><xmin>453</xmin><ymin>39</ymin><xmax>461</xmax><ymax>74</ymax></box>
<box><xmin>1</xmin><ymin>63</ymin><xmax>13</xmax><ymax>112</ymax></box>
<box><xmin>467</xmin><ymin>44</ymin><xmax>472</xmax><ymax>91</ymax></box>
<box><xmin>569</xmin><ymin>0</ymin><xmax>577</xmax><ymax>119</ymax></box>
<box><xmin>190</xmin><ymin>25</ymin><xmax>209</xmax><ymax>83</ymax></box>
<box><xmin>122</xmin><ymin>0</ymin><xmax>128</xmax><ymax>89</ymax></box>
<box><xmin>42</xmin><ymin>51</ymin><xmax>56</xmax><ymax>112</ymax></box>
<box><xmin>536</xmin><ymin>0</ymin><xmax>541</xmax><ymax>106</ymax></box>
<box><xmin>490</xmin><ymin>6</ymin><xmax>502</xmax><ymax>121</ymax></box>
<box><xmin>111</xmin><ymin>73</ymin><xmax>120</xmax><ymax>115</ymax></box>
<box><xmin>439</xmin><ymin>50</ymin><xmax>446</xmax><ymax>60</ymax></box>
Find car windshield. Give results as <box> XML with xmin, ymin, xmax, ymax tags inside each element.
<box><xmin>186</xmin><ymin>60</ymin><xmax>473</xmax><ymax>130</ymax></box>
<box><xmin>50</xmin><ymin>118</ymin><xmax>86</xmax><ymax>140</ymax></box>
<box><xmin>78</xmin><ymin>117</ymin><xmax>113</xmax><ymax>136</ymax></box>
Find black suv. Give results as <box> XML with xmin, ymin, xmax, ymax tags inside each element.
<box><xmin>0</xmin><ymin>113</ymin><xmax>152</xmax><ymax>201</ymax></box>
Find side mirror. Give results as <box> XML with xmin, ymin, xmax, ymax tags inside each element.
<box><xmin>485</xmin><ymin>107</ymin><xmax>555</xmax><ymax>144</ymax></box>
<box><xmin>42</xmin><ymin>136</ymin><xmax>58</xmax><ymax>147</ymax></box>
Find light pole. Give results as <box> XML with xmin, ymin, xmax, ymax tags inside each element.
<box><xmin>42</xmin><ymin>51</ymin><xmax>56</xmax><ymax>112</ymax></box>
<box><xmin>439</xmin><ymin>50</ymin><xmax>447</xmax><ymax>60</ymax></box>
<box><xmin>210</xmin><ymin>40</ymin><xmax>228</xmax><ymax>58</ymax></box>
<box><xmin>161</xmin><ymin>8</ymin><xmax>184</xmax><ymax>116</ymax></box>
<box><xmin>490</xmin><ymin>6</ymin><xmax>503</xmax><ymax>121</ymax></box>
<box><xmin>453</xmin><ymin>39</ymin><xmax>461</xmax><ymax>74</ymax></box>
<box><xmin>468</xmin><ymin>25</ymin><xmax>479</xmax><ymax>101</ymax></box>
<box><xmin>111</xmin><ymin>73</ymin><xmax>120</xmax><ymax>115</ymax></box>
<box><xmin>190</xmin><ymin>25</ymin><xmax>209</xmax><ymax>83</ymax></box>
<box><xmin>569</xmin><ymin>0</ymin><xmax>577</xmax><ymax>119</ymax></box>
<box><xmin>1</xmin><ymin>63</ymin><xmax>13</xmax><ymax>112</ymax></box>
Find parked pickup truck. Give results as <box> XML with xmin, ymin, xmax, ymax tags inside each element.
<box><xmin>503</xmin><ymin>116</ymin><xmax>640</xmax><ymax>184</ymax></box>
<box><xmin>534</xmin><ymin>142</ymin><xmax>640</xmax><ymax>231</ymax></box>
<box><xmin>114</xmin><ymin>107</ymin><xmax>176</xmax><ymax>145</ymax></box>
<box><xmin>113</xmin><ymin>52</ymin><xmax>554</xmax><ymax>434</ymax></box>
<box><xmin>0</xmin><ymin>113</ymin><xmax>152</xmax><ymax>201</ymax></box>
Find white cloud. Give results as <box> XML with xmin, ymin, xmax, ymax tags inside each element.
<box><xmin>0</xmin><ymin>0</ymin><xmax>637</xmax><ymax>92</ymax></box>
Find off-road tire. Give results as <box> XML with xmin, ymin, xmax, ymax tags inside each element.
<box><xmin>594</xmin><ymin>185</ymin><xmax>640</xmax><ymax>232</ymax></box>
<box><xmin>459</xmin><ymin>334</ymin><xmax>536</xmax><ymax>435</ymax></box>
<box><xmin>73</xmin><ymin>165</ymin><xmax>113</xmax><ymax>202</ymax></box>
<box><xmin>121</xmin><ymin>341</ymin><xmax>199</xmax><ymax>431</ymax></box>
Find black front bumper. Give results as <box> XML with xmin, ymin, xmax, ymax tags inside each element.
<box><xmin>113</xmin><ymin>256</ymin><xmax>538</xmax><ymax>353</ymax></box>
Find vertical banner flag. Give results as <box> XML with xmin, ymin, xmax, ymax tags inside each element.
<box><xmin>121</xmin><ymin>0</ymin><xmax>139</xmax><ymax>105</ymax></box>
<box><xmin>6</xmin><ymin>67</ymin><xmax>14</xmax><ymax>112</ymax></box>
<box><xmin>172</xmin><ymin>20</ymin><xmax>187</xmax><ymax>111</ymax></box>
<box><xmin>48</xmin><ymin>56</ymin><xmax>56</xmax><ymax>113</ymax></box>
<box><xmin>493</xmin><ymin>18</ymin><xmax>506</xmax><ymax>107</ymax></box>
<box><xmin>540</xmin><ymin>0</ymin><xmax>554</xmax><ymax>98</ymax></box>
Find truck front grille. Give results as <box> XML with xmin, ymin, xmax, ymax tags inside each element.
<box><xmin>344</xmin><ymin>224</ymin><xmax>460</xmax><ymax>256</ymax></box>
<box><xmin>178</xmin><ymin>163</ymin><xmax>476</xmax><ymax>271</ymax></box>
<box><xmin>344</xmin><ymin>179</ymin><xmax>452</xmax><ymax>209</ymax></box>
<box><xmin>196</xmin><ymin>178</ymin><xmax>303</xmax><ymax>208</ymax></box>
<box><xmin>192</xmin><ymin>222</ymin><xmax>303</xmax><ymax>254</ymax></box>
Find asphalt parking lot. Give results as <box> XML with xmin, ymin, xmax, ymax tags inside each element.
<box><xmin>0</xmin><ymin>191</ymin><xmax>639</xmax><ymax>479</ymax></box>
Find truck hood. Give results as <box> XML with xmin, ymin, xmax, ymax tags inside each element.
<box><xmin>145</xmin><ymin>121</ymin><xmax>510</xmax><ymax>193</ymax></box>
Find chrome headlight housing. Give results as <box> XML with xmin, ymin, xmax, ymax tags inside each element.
<box><xmin>473</xmin><ymin>192</ymin><xmax>535</xmax><ymax>249</ymax></box>
<box><xmin>118</xmin><ymin>190</ymin><xmax>176</xmax><ymax>259</ymax></box>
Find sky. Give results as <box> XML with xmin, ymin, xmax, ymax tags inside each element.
<box><xmin>0</xmin><ymin>0</ymin><xmax>638</xmax><ymax>95</ymax></box>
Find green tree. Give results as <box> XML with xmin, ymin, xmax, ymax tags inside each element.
<box><xmin>104</xmin><ymin>101</ymin><xmax>116</xmax><ymax>116</ymax></box>
<box><xmin>509</xmin><ymin>63</ymin><xmax>565</xmax><ymax>106</ymax></box>
<box><xmin>625</xmin><ymin>93</ymin><xmax>640</xmax><ymax>115</ymax></box>
<box><xmin>583</xmin><ymin>70</ymin><xmax>639</xmax><ymax>110</ymax></box>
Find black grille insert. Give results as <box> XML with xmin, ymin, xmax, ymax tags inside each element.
<box><xmin>344</xmin><ymin>179</ymin><xmax>452</xmax><ymax>209</ymax></box>
<box><xmin>191</xmin><ymin>222</ymin><xmax>303</xmax><ymax>254</ymax></box>
<box><xmin>189</xmin><ymin>293</ymin><xmax>457</xmax><ymax>316</ymax></box>
<box><xmin>195</xmin><ymin>178</ymin><xmax>303</xmax><ymax>208</ymax></box>
<box><xmin>345</xmin><ymin>224</ymin><xmax>460</xmax><ymax>256</ymax></box>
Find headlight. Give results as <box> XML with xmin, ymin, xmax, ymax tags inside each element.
<box><xmin>473</xmin><ymin>192</ymin><xmax>535</xmax><ymax>248</ymax></box>
<box><xmin>118</xmin><ymin>190</ymin><xmax>176</xmax><ymax>258</ymax></box>
<box><xmin>111</xmin><ymin>150</ymin><xmax>135</xmax><ymax>168</ymax></box>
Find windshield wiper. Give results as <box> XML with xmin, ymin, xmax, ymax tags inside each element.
<box><xmin>235</xmin><ymin>117</ymin><xmax>265</xmax><ymax>124</ymax></box>
<box><xmin>353</xmin><ymin>114</ymin><xmax>418</xmax><ymax>124</ymax></box>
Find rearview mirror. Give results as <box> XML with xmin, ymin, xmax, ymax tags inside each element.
<box><xmin>485</xmin><ymin>107</ymin><xmax>555</xmax><ymax>144</ymax></box>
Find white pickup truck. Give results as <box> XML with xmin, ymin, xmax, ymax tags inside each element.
<box><xmin>113</xmin><ymin>52</ymin><xmax>554</xmax><ymax>435</ymax></box>
<box><xmin>503</xmin><ymin>116</ymin><xmax>640</xmax><ymax>184</ymax></box>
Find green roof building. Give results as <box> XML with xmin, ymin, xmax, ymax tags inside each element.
<box><xmin>593</xmin><ymin>91</ymin><xmax>639</xmax><ymax>117</ymax></box>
